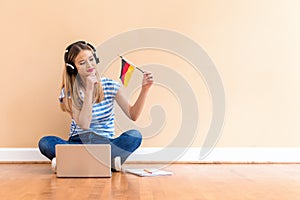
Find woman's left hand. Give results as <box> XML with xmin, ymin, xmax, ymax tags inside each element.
<box><xmin>142</xmin><ymin>71</ymin><xmax>153</xmax><ymax>90</ymax></box>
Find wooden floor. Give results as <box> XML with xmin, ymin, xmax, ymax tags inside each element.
<box><xmin>0</xmin><ymin>163</ymin><xmax>300</xmax><ymax>200</ymax></box>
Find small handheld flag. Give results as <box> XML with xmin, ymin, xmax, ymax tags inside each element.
<box><xmin>119</xmin><ymin>55</ymin><xmax>144</xmax><ymax>87</ymax></box>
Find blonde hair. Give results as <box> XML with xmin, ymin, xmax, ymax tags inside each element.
<box><xmin>59</xmin><ymin>42</ymin><xmax>104</xmax><ymax>114</ymax></box>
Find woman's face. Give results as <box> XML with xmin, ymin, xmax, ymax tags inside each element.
<box><xmin>74</xmin><ymin>50</ymin><xmax>97</xmax><ymax>77</ymax></box>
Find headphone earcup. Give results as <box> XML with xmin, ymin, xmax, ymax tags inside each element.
<box><xmin>66</xmin><ymin>63</ymin><xmax>78</xmax><ymax>75</ymax></box>
<box><xmin>94</xmin><ymin>53</ymin><xmax>100</xmax><ymax>64</ymax></box>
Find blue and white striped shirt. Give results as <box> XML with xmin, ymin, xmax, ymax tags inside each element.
<box><xmin>60</xmin><ymin>77</ymin><xmax>120</xmax><ymax>138</ymax></box>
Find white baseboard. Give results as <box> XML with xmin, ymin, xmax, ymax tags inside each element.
<box><xmin>0</xmin><ymin>147</ymin><xmax>300</xmax><ymax>163</ymax></box>
<box><xmin>0</xmin><ymin>148</ymin><xmax>49</xmax><ymax>162</ymax></box>
<box><xmin>128</xmin><ymin>147</ymin><xmax>300</xmax><ymax>163</ymax></box>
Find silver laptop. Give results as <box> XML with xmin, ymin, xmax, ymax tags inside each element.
<box><xmin>56</xmin><ymin>144</ymin><xmax>111</xmax><ymax>178</ymax></box>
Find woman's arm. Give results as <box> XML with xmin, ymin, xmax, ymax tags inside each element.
<box><xmin>116</xmin><ymin>72</ymin><xmax>153</xmax><ymax>121</ymax></box>
<box><xmin>72</xmin><ymin>74</ymin><xmax>98</xmax><ymax>130</ymax></box>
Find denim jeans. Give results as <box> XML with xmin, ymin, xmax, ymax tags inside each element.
<box><xmin>38</xmin><ymin>129</ymin><xmax>142</xmax><ymax>168</ymax></box>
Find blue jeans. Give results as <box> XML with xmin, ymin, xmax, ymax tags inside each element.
<box><xmin>38</xmin><ymin>129</ymin><xmax>142</xmax><ymax>168</ymax></box>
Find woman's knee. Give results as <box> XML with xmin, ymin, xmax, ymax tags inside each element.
<box><xmin>38</xmin><ymin>136</ymin><xmax>67</xmax><ymax>155</ymax></box>
<box><xmin>125</xmin><ymin>129</ymin><xmax>142</xmax><ymax>148</ymax></box>
<box><xmin>126</xmin><ymin>129</ymin><xmax>142</xmax><ymax>141</ymax></box>
<box><xmin>38</xmin><ymin>136</ymin><xmax>53</xmax><ymax>151</ymax></box>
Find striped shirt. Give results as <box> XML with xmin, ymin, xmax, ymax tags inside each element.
<box><xmin>59</xmin><ymin>77</ymin><xmax>120</xmax><ymax>138</ymax></box>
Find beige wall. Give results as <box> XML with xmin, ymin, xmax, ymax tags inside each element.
<box><xmin>0</xmin><ymin>0</ymin><xmax>299</xmax><ymax>148</ymax></box>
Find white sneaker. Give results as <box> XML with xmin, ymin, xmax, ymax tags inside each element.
<box><xmin>51</xmin><ymin>157</ymin><xmax>57</xmax><ymax>173</ymax></box>
<box><xmin>113</xmin><ymin>156</ymin><xmax>122</xmax><ymax>172</ymax></box>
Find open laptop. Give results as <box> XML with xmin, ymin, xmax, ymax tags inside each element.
<box><xmin>56</xmin><ymin>144</ymin><xmax>111</xmax><ymax>178</ymax></box>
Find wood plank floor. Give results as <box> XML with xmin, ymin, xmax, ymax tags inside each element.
<box><xmin>0</xmin><ymin>163</ymin><xmax>300</xmax><ymax>200</ymax></box>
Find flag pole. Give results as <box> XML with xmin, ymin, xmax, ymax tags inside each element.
<box><xmin>119</xmin><ymin>55</ymin><xmax>144</xmax><ymax>73</ymax></box>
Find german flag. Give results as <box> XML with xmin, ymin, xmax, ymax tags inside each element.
<box><xmin>120</xmin><ymin>57</ymin><xmax>135</xmax><ymax>87</ymax></box>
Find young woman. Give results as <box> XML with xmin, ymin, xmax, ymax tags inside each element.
<box><xmin>38</xmin><ymin>41</ymin><xmax>153</xmax><ymax>171</ymax></box>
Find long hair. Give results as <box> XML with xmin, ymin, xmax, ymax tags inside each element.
<box><xmin>60</xmin><ymin>42</ymin><xmax>104</xmax><ymax>114</ymax></box>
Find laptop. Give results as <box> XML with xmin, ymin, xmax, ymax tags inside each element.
<box><xmin>56</xmin><ymin>144</ymin><xmax>111</xmax><ymax>178</ymax></box>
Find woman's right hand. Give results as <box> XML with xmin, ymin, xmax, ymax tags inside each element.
<box><xmin>85</xmin><ymin>74</ymin><xmax>98</xmax><ymax>91</ymax></box>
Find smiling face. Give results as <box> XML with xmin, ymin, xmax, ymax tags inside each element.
<box><xmin>74</xmin><ymin>50</ymin><xmax>97</xmax><ymax>77</ymax></box>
